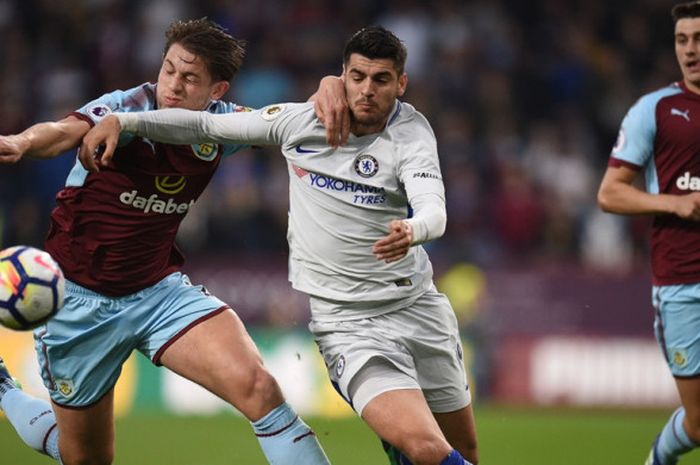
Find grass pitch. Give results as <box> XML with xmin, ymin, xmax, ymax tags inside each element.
<box><xmin>1</xmin><ymin>405</ymin><xmax>695</xmax><ymax>465</ymax></box>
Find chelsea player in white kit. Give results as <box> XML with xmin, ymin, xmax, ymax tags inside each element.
<box><xmin>83</xmin><ymin>26</ymin><xmax>479</xmax><ymax>465</ymax></box>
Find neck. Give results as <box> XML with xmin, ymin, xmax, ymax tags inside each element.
<box><xmin>350</xmin><ymin>119</ymin><xmax>388</xmax><ymax>137</ymax></box>
<box><xmin>349</xmin><ymin>100</ymin><xmax>399</xmax><ymax>136</ymax></box>
<box><xmin>685</xmin><ymin>78</ymin><xmax>700</xmax><ymax>95</ymax></box>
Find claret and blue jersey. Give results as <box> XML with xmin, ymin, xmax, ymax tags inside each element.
<box><xmin>610</xmin><ymin>81</ymin><xmax>700</xmax><ymax>286</ymax></box>
<box><xmin>45</xmin><ymin>82</ymin><xmax>247</xmax><ymax>296</ymax></box>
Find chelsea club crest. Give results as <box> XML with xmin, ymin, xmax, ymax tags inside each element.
<box><xmin>354</xmin><ymin>154</ymin><xmax>379</xmax><ymax>178</ymax></box>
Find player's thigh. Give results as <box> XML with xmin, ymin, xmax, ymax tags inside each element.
<box><xmin>137</xmin><ymin>273</ymin><xmax>281</xmax><ymax>412</ymax></box>
<box><xmin>350</xmin><ymin>359</ymin><xmax>448</xmax><ymax>450</ymax></box>
<box><xmin>361</xmin><ymin>389</ymin><xmax>442</xmax><ymax>441</ymax></box>
<box><xmin>362</xmin><ymin>388</ymin><xmax>451</xmax><ymax>460</ymax></box>
<box><xmin>434</xmin><ymin>405</ymin><xmax>478</xmax><ymax>464</ymax></box>
<box><xmin>158</xmin><ymin>308</ymin><xmax>281</xmax><ymax>416</ymax></box>
<box><xmin>52</xmin><ymin>389</ymin><xmax>115</xmax><ymax>465</ymax></box>
<box><xmin>158</xmin><ymin>308</ymin><xmax>264</xmax><ymax>389</ymax></box>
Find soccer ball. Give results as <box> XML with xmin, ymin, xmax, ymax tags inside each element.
<box><xmin>0</xmin><ymin>246</ymin><xmax>65</xmax><ymax>330</ymax></box>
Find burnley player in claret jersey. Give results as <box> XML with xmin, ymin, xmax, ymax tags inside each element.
<box><xmin>598</xmin><ymin>2</ymin><xmax>700</xmax><ymax>464</ymax></box>
<box><xmin>0</xmin><ymin>18</ymin><xmax>347</xmax><ymax>465</ymax></box>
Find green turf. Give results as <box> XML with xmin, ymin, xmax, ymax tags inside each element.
<box><xmin>1</xmin><ymin>406</ymin><xmax>697</xmax><ymax>465</ymax></box>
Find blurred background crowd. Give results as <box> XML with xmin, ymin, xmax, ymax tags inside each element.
<box><xmin>0</xmin><ymin>0</ymin><xmax>684</xmax><ymax>404</ymax></box>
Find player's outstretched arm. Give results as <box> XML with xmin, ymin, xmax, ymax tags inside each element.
<box><xmin>309</xmin><ymin>75</ymin><xmax>349</xmax><ymax>148</ymax></box>
<box><xmin>101</xmin><ymin>106</ymin><xmax>292</xmax><ymax>148</ymax></box>
<box><xmin>0</xmin><ymin>116</ymin><xmax>90</xmax><ymax>164</ymax></box>
<box><xmin>79</xmin><ymin>115</ymin><xmax>121</xmax><ymax>172</ymax></box>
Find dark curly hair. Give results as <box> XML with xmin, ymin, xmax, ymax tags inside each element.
<box><xmin>343</xmin><ymin>26</ymin><xmax>407</xmax><ymax>75</ymax></box>
<box><xmin>164</xmin><ymin>18</ymin><xmax>246</xmax><ymax>82</ymax></box>
<box><xmin>672</xmin><ymin>1</ymin><xmax>700</xmax><ymax>23</ymax></box>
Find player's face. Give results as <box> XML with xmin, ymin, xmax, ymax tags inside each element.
<box><xmin>675</xmin><ymin>17</ymin><xmax>700</xmax><ymax>94</ymax></box>
<box><xmin>156</xmin><ymin>43</ymin><xmax>229</xmax><ymax>110</ymax></box>
<box><xmin>343</xmin><ymin>53</ymin><xmax>407</xmax><ymax>135</ymax></box>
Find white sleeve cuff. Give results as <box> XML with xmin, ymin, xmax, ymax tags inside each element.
<box><xmin>404</xmin><ymin>193</ymin><xmax>446</xmax><ymax>244</ymax></box>
<box><xmin>114</xmin><ymin>112</ymin><xmax>139</xmax><ymax>133</ymax></box>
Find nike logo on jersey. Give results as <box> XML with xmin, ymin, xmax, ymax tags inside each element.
<box><xmin>671</xmin><ymin>108</ymin><xmax>691</xmax><ymax>122</ymax></box>
<box><xmin>294</xmin><ymin>144</ymin><xmax>319</xmax><ymax>154</ymax></box>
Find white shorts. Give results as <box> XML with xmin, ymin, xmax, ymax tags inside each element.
<box><xmin>309</xmin><ymin>287</ymin><xmax>471</xmax><ymax>416</ymax></box>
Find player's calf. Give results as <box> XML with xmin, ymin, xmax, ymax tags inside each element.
<box><xmin>0</xmin><ymin>357</ymin><xmax>20</xmax><ymax>396</ymax></box>
<box><xmin>251</xmin><ymin>401</ymin><xmax>331</xmax><ymax>465</ymax></box>
<box><xmin>0</xmin><ymin>357</ymin><xmax>62</xmax><ymax>462</ymax></box>
<box><xmin>651</xmin><ymin>407</ymin><xmax>698</xmax><ymax>465</ymax></box>
<box><xmin>683</xmin><ymin>407</ymin><xmax>700</xmax><ymax>443</ymax></box>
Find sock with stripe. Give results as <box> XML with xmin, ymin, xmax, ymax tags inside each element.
<box><xmin>251</xmin><ymin>402</ymin><xmax>330</xmax><ymax>465</ymax></box>
<box><xmin>383</xmin><ymin>440</ymin><xmax>474</xmax><ymax>465</ymax></box>
<box><xmin>1</xmin><ymin>388</ymin><xmax>63</xmax><ymax>463</ymax></box>
<box><xmin>439</xmin><ymin>449</ymin><xmax>474</xmax><ymax>465</ymax></box>
<box><xmin>656</xmin><ymin>407</ymin><xmax>697</xmax><ymax>465</ymax></box>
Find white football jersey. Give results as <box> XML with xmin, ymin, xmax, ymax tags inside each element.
<box><xmin>120</xmin><ymin>101</ymin><xmax>446</xmax><ymax>320</ymax></box>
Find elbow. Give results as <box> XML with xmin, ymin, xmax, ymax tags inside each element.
<box><xmin>597</xmin><ymin>188</ymin><xmax>614</xmax><ymax>213</ymax></box>
<box><xmin>437</xmin><ymin>214</ymin><xmax>447</xmax><ymax>238</ymax></box>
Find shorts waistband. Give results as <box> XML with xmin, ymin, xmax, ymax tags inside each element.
<box><xmin>65</xmin><ymin>280</ymin><xmax>108</xmax><ymax>298</ymax></box>
<box><xmin>65</xmin><ymin>272</ymin><xmax>182</xmax><ymax>300</ymax></box>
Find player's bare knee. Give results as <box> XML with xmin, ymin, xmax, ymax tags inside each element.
<box><xmin>254</xmin><ymin>367</ymin><xmax>281</xmax><ymax>403</ymax></box>
<box><xmin>238</xmin><ymin>364</ymin><xmax>283</xmax><ymax>419</ymax></box>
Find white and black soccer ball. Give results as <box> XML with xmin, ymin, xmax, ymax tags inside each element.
<box><xmin>0</xmin><ymin>246</ymin><xmax>65</xmax><ymax>330</ymax></box>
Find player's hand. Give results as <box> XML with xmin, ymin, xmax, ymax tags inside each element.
<box><xmin>79</xmin><ymin>115</ymin><xmax>121</xmax><ymax>172</ymax></box>
<box><xmin>0</xmin><ymin>134</ymin><xmax>30</xmax><ymax>164</ymax></box>
<box><xmin>373</xmin><ymin>220</ymin><xmax>413</xmax><ymax>263</ymax></box>
<box><xmin>313</xmin><ymin>75</ymin><xmax>350</xmax><ymax>148</ymax></box>
<box><xmin>673</xmin><ymin>192</ymin><xmax>700</xmax><ymax>220</ymax></box>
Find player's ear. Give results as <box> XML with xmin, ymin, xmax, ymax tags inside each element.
<box><xmin>210</xmin><ymin>81</ymin><xmax>230</xmax><ymax>100</ymax></box>
<box><xmin>397</xmin><ymin>73</ymin><xmax>408</xmax><ymax>97</ymax></box>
